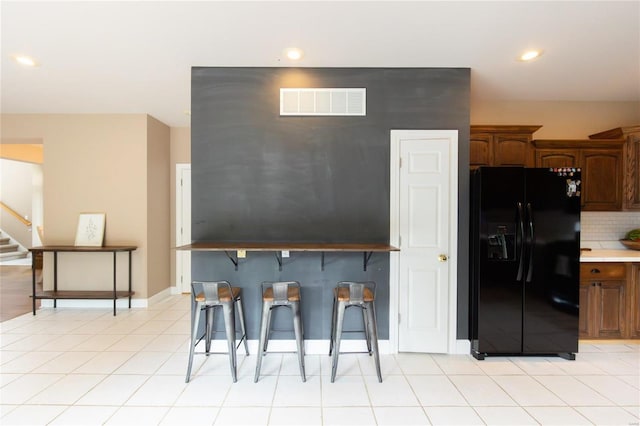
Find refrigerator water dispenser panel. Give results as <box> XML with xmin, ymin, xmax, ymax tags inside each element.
<box><xmin>487</xmin><ymin>224</ymin><xmax>515</xmax><ymax>261</ymax></box>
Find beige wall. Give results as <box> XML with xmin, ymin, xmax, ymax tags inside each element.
<box><xmin>470</xmin><ymin>100</ymin><xmax>640</xmax><ymax>139</ymax></box>
<box><xmin>169</xmin><ymin>127</ymin><xmax>190</xmax><ymax>288</ymax></box>
<box><xmin>0</xmin><ymin>114</ymin><xmax>170</xmax><ymax>299</ymax></box>
<box><xmin>147</xmin><ymin>116</ymin><xmax>171</xmax><ymax>297</ymax></box>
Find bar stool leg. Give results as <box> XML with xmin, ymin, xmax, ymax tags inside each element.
<box><xmin>366</xmin><ymin>301</ymin><xmax>382</xmax><ymax>383</ymax></box>
<box><xmin>292</xmin><ymin>301</ymin><xmax>306</xmax><ymax>382</ymax></box>
<box><xmin>263</xmin><ymin>307</ymin><xmax>273</xmax><ymax>353</ymax></box>
<box><xmin>186</xmin><ymin>301</ymin><xmax>203</xmax><ymax>383</ymax></box>
<box><xmin>331</xmin><ymin>301</ymin><xmax>346</xmax><ymax>383</ymax></box>
<box><xmin>362</xmin><ymin>308</ymin><xmax>372</xmax><ymax>355</ymax></box>
<box><xmin>329</xmin><ymin>295</ymin><xmax>337</xmax><ymax>356</ymax></box>
<box><xmin>205</xmin><ymin>306</ymin><xmax>214</xmax><ymax>354</ymax></box>
<box><xmin>235</xmin><ymin>297</ymin><xmax>250</xmax><ymax>355</ymax></box>
<box><xmin>222</xmin><ymin>302</ymin><xmax>238</xmax><ymax>382</ymax></box>
<box><xmin>254</xmin><ymin>301</ymin><xmax>272</xmax><ymax>382</ymax></box>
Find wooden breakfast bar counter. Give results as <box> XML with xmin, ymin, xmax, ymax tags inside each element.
<box><xmin>177</xmin><ymin>242</ymin><xmax>398</xmax><ymax>271</ymax></box>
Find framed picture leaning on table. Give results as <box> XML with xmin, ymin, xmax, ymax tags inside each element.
<box><xmin>74</xmin><ymin>212</ymin><xmax>105</xmax><ymax>247</ymax></box>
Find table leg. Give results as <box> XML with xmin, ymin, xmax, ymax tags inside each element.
<box><xmin>128</xmin><ymin>250</ymin><xmax>132</xmax><ymax>309</ymax></box>
<box><xmin>113</xmin><ymin>252</ymin><xmax>117</xmax><ymax>316</ymax></box>
<box><xmin>31</xmin><ymin>251</ymin><xmax>37</xmax><ymax>315</ymax></box>
<box><xmin>53</xmin><ymin>251</ymin><xmax>58</xmax><ymax>308</ymax></box>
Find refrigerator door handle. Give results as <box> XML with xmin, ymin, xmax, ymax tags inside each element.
<box><xmin>516</xmin><ymin>202</ymin><xmax>525</xmax><ymax>281</ymax></box>
<box><xmin>526</xmin><ymin>202</ymin><xmax>534</xmax><ymax>282</ymax></box>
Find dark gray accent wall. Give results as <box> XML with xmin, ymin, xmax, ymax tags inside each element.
<box><xmin>191</xmin><ymin>67</ymin><xmax>470</xmax><ymax>340</ymax></box>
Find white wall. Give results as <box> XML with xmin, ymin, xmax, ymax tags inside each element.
<box><xmin>0</xmin><ymin>158</ymin><xmax>39</xmax><ymax>248</ymax></box>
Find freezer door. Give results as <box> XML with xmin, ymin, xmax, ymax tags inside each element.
<box><xmin>472</xmin><ymin>167</ymin><xmax>525</xmax><ymax>355</ymax></box>
<box><xmin>523</xmin><ymin>168</ymin><xmax>580</xmax><ymax>354</ymax></box>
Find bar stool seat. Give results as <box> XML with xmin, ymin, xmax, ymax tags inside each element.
<box><xmin>255</xmin><ymin>281</ymin><xmax>305</xmax><ymax>383</ymax></box>
<box><xmin>186</xmin><ymin>280</ymin><xmax>249</xmax><ymax>383</ymax></box>
<box><xmin>329</xmin><ymin>281</ymin><xmax>382</xmax><ymax>383</ymax></box>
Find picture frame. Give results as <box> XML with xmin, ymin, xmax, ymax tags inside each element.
<box><xmin>74</xmin><ymin>213</ymin><xmax>106</xmax><ymax>247</ymax></box>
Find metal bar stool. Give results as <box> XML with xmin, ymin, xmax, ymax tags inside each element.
<box><xmin>329</xmin><ymin>281</ymin><xmax>382</xmax><ymax>383</ymax></box>
<box><xmin>186</xmin><ymin>280</ymin><xmax>249</xmax><ymax>383</ymax></box>
<box><xmin>254</xmin><ymin>281</ymin><xmax>306</xmax><ymax>383</ymax></box>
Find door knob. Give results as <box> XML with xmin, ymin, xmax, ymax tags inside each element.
<box><xmin>438</xmin><ymin>254</ymin><xmax>448</xmax><ymax>262</ymax></box>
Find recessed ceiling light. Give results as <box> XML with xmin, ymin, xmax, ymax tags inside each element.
<box><xmin>519</xmin><ymin>50</ymin><xmax>542</xmax><ymax>61</ymax></box>
<box><xmin>12</xmin><ymin>54</ymin><xmax>39</xmax><ymax>67</ymax></box>
<box><xmin>284</xmin><ymin>48</ymin><xmax>304</xmax><ymax>61</ymax></box>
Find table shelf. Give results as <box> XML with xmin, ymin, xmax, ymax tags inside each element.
<box><xmin>33</xmin><ymin>290</ymin><xmax>135</xmax><ymax>300</ymax></box>
<box><xmin>28</xmin><ymin>245</ymin><xmax>137</xmax><ymax>316</ymax></box>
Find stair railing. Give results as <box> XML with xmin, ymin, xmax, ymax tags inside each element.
<box><xmin>0</xmin><ymin>201</ymin><xmax>32</xmax><ymax>227</ymax></box>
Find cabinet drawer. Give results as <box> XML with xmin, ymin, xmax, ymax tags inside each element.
<box><xmin>580</xmin><ymin>263</ymin><xmax>626</xmax><ymax>280</ymax></box>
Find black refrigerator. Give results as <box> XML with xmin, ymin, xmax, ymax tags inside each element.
<box><xmin>470</xmin><ymin>167</ymin><xmax>581</xmax><ymax>360</ymax></box>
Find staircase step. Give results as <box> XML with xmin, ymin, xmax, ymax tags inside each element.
<box><xmin>0</xmin><ymin>251</ymin><xmax>28</xmax><ymax>261</ymax></box>
<box><xmin>0</xmin><ymin>243</ymin><xmax>19</xmax><ymax>253</ymax></box>
<box><xmin>0</xmin><ymin>237</ymin><xmax>9</xmax><ymax>245</ymax></box>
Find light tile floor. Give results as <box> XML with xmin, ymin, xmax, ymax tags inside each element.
<box><xmin>1</xmin><ymin>295</ymin><xmax>638</xmax><ymax>425</ymax></box>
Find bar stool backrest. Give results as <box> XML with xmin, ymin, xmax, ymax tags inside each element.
<box><xmin>337</xmin><ymin>281</ymin><xmax>376</xmax><ymax>304</ymax></box>
<box><xmin>262</xmin><ymin>281</ymin><xmax>300</xmax><ymax>305</ymax></box>
<box><xmin>350</xmin><ymin>283</ymin><xmax>364</xmax><ymax>302</ymax></box>
<box><xmin>273</xmin><ymin>282</ymin><xmax>289</xmax><ymax>302</ymax></box>
<box><xmin>192</xmin><ymin>280</ymin><xmax>232</xmax><ymax>304</ymax></box>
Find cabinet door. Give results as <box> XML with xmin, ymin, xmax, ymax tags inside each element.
<box><xmin>535</xmin><ymin>150</ymin><xmax>579</xmax><ymax>168</ymax></box>
<box><xmin>596</xmin><ymin>281</ymin><xmax>626</xmax><ymax>338</ymax></box>
<box><xmin>470</xmin><ymin>133</ymin><xmax>492</xmax><ymax>168</ymax></box>
<box><xmin>624</xmin><ymin>136</ymin><xmax>640</xmax><ymax>210</ymax></box>
<box><xmin>579</xmin><ymin>282</ymin><xmax>594</xmax><ymax>338</ymax></box>
<box><xmin>631</xmin><ymin>264</ymin><xmax>640</xmax><ymax>338</ymax></box>
<box><xmin>581</xmin><ymin>150</ymin><xmax>623</xmax><ymax>211</ymax></box>
<box><xmin>494</xmin><ymin>134</ymin><xmax>533</xmax><ymax>167</ymax></box>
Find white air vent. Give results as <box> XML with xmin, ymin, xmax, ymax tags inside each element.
<box><xmin>280</xmin><ymin>88</ymin><xmax>366</xmax><ymax>116</ymax></box>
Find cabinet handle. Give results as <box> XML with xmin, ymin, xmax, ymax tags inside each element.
<box><xmin>590</xmin><ymin>268</ymin><xmax>600</xmax><ymax>274</ymax></box>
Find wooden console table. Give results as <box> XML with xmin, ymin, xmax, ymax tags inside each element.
<box><xmin>28</xmin><ymin>245</ymin><xmax>137</xmax><ymax>316</ymax></box>
<box><xmin>177</xmin><ymin>242</ymin><xmax>399</xmax><ymax>271</ymax></box>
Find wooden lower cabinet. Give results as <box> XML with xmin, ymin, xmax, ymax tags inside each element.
<box><xmin>580</xmin><ymin>262</ymin><xmax>639</xmax><ymax>339</ymax></box>
<box><xmin>631</xmin><ymin>264</ymin><xmax>640</xmax><ymax>338</ymax></box>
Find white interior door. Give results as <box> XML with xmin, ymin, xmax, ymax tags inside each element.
<box><xmin>390</xmin><ymin>130</ymin><xmax>458</xmax><ymax>353</ymax></box>
<box><xmin>176</xmin><ymin>164</ymin><xmax>191</xmax><ymax>293</ymax></box>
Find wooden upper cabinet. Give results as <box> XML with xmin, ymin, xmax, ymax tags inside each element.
<box><xmin>533</xmin><ymin>139</ymin><xmax>625</xmax><ymax>211</ymax></box>
<box><xmin>469</xmin><ymin>133</ymin><xmax>492</xmax><ymax>168</ymax></box>
<box><xmin>581</xmin><ymin>149</ymin><xmax>623</xmax><ymax>211</ymax></box>
<box><xmin>470</xmin><ymin>125</ymin><xmax>541</xmax><ymax>169</ymax></box>
<box><xmin>494</xmin><ymin>135</ymin><xmax>532</xmax><ymax>166</ymax></box>
<box><xmin>536</xmin><ymin>150</ymin><xmax>579</xmax><ymax>168</ymax></box>
<box><xmin>589</xmin><ymin>125</ymin><xmax>640</xmax><ymax>211</ymax></box>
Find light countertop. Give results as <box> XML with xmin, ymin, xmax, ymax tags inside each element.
<box><xmin>580</xmin><ymin>249</ymin><xmax>640</xmax><ymax>262</ymax></box>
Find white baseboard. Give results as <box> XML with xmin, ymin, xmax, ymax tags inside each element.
<box><xmin>189</xmin><ymin>339</ymin><xmax>469</xmax><ymax>356</ymax></box>
<box><xmin>147</xmin><ymin>287</ymin><xmax>174</xmax><ymax>305</ymax></box>
<box><xmin>202</xmin><ymin>339</ymin><xmax>392</xmax><ymax>355</ymax></box>
<box><xmin>455</xmin><ymin>339</ymin><xmax>471</xmax><ymax>354</ymax></box>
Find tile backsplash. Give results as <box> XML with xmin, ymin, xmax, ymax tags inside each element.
<box><xmin>581</xmin><ymin>212</ymin><xmax>640</xmax><ymax>244</ymax></box>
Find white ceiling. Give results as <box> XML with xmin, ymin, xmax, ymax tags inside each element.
<box><xmin>2</xmin><ymin>1</ymin><xmax>639</xmax><ymax>127</ymax></box>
